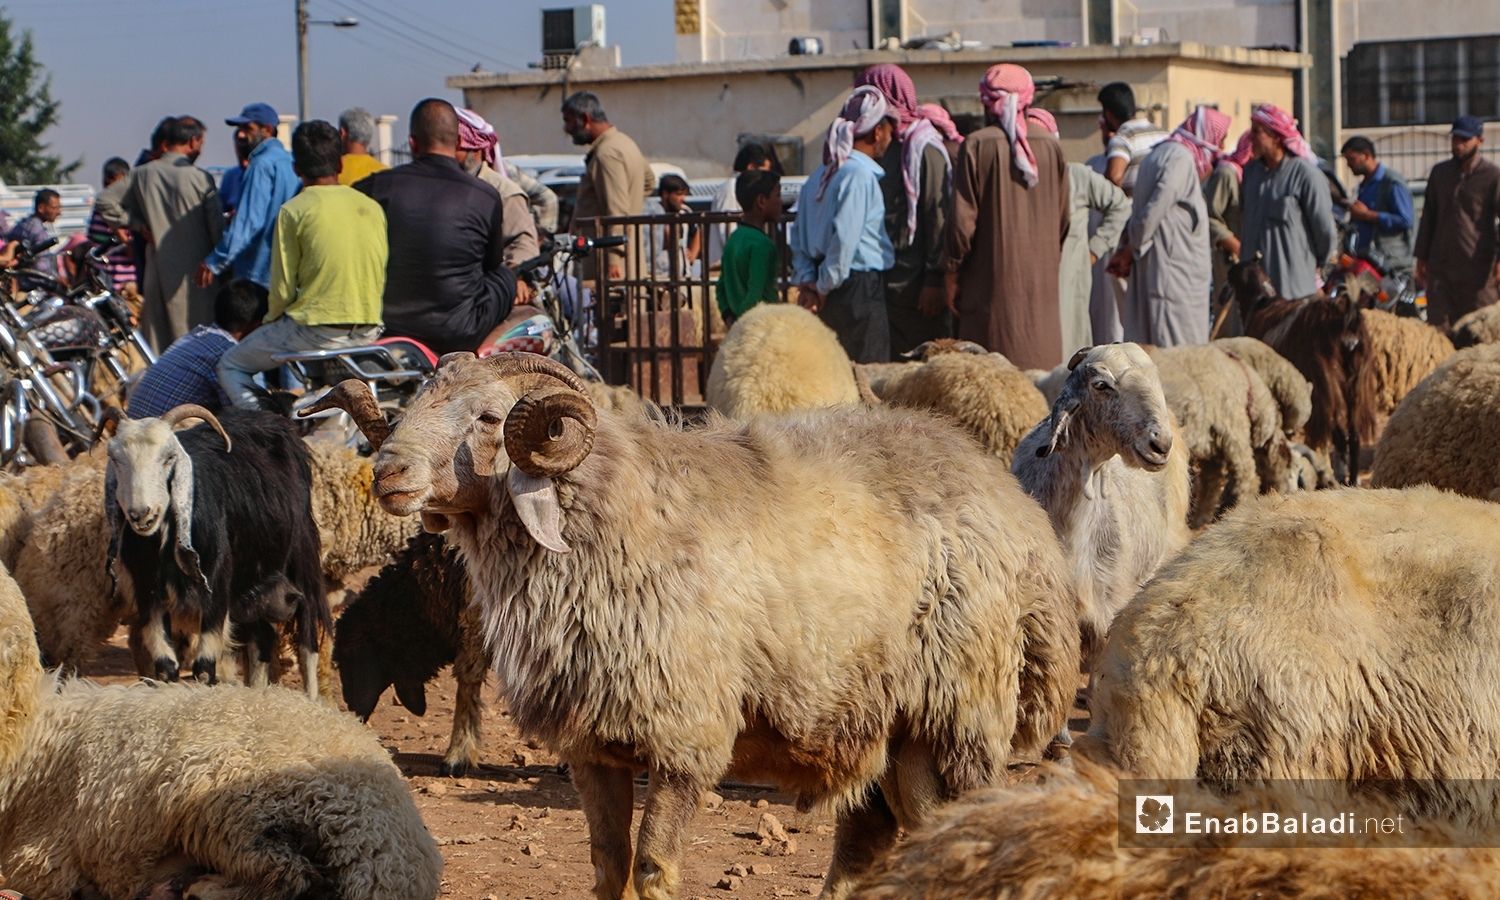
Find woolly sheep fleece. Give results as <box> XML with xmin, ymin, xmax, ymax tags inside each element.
<box><xmin>0</xmin><ymin>563</ymin><xmax>442</xmax><ymax>899</ymax></box>
<box><xmin>882</xmin><ymin>352</ymin><xmax>1048</xmax><ymax>466</ymax></box>
<box><xmin>706</xmin><ymin>303</ymin><xmax>860</xmax><ymax>417</ymax></box>
<box><xmin>1212</xmin><ymin>336</ymin><xmax>1312</xmax><ymax>434</ymax></box>
<box><xmin>1082</xmin><ymin>486</ymin><xmax>1500</xmax><ymax>830</ymax></box>
<box><xmin>1148</xmin><ymin>343</ymin><xmax>1281</xmax><ymax>525</ymax></box>
<box><xmin>1371</xmin><ymin>343</ymin><xmax>1500</xmax><ymax>499</ymax></box>
<box><xmin>852</xmin><ymin>760</ymin><xmax>1500</xmax><ymax>899</ymax></box>
<box><xmin>304</xmin><ymin>438</ymin><xmax>421</xmax><ymax>585</ymax></box>
<box><xmin>1452</xmin><ymin>302</ymin><xmax>1500</xmax><ymax>348</ymax></box>
<box><xmin>1360</xmin><ymin>308</ymin><xmax>1454</xmax><ymax>434</ymax></box>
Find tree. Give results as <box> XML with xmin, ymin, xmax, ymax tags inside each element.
<box><xmin>0</xmin><ymin>10</ymin><xmax>79</xmax><ymax>184</ymax></box>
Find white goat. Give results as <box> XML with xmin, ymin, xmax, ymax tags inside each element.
<box><xmin>1011</xmin><ymin>343</ymin><xmax>1191</xmax><ymax>669</ymax></box>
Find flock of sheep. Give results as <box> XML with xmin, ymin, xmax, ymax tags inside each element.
<box><xmin>0</xmin><ymin>274</ymin><xmax>1495</xmax><ymax>898</ymax></box>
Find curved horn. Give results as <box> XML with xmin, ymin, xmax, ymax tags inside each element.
<box><xmin>299</xmin><ymin>380</ymin><xmax>390</xmax><ymax>450</ymax></box>
<box><xmin>161</xmin><ymin>404</ymin><xmax>231</xmax><ymax>452</ymax></box>
<box><xmin>503</xmin><ymin>385</ymin><xmax>597</xmax><ymax>478</ymax></box>
<box><xmin>1067</xmin><ymin>346</ymin><xmax>1093</xmax><ymax>370</ymax></box>
<box><xmin>483</xmin><ymin>351</ymin><xmax>589</xmax><ymax>393</ymax></box>
<box><xmin>96</xmin><ymin>406</ymin><xmax>126</xmax><ymax>441</ymax></box>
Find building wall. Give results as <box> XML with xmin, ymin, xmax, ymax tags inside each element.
<box><xmin>460</xmin><ymin>47</ymin><xmax>1300</xmax><ymax>178</ymax></box>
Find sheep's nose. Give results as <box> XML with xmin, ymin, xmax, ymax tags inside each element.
<box><xmin>373</xmin><ymin>460</ymin><xmax>410</xmax><ymax>491</ymax></box>
<box><xmin>128</xmin><ymin>506</ymin><xmax>150</xmax><ymax>524</ymax></box>
<box><xmin>1148</xmin><ymin>430</ymin><xmax>1171</xmax><ymax>457</ymax></box>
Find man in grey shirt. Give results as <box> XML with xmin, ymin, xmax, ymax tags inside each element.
<box><xmin>1239</xmin><ymin>104</ymin><xmax>1336</xmax><ymax>300</ymax></box>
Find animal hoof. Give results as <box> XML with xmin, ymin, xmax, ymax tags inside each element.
<box><xmin>438</xmin><ymin>759</ymin><xmax>471</xmax><ymax>778</ymax></box>
<box><xmin>154</xmin><ymin>658</ymin><xmax>180</xmax><ymax>682</ymax></box>
<box><xmin>190</xmin><ymin>659</ymin><xmax>217</xmax><ymax>686</ymax></box>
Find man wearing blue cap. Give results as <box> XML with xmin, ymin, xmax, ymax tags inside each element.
<box><xmin>1414</xmin><ymin>115</ymin><xmax>1500</xmax><ymax>327</ymax></box>
<box><xmin>195</xmin><ymin>103</ymin><xmax>299</xmax><ymax>291</ymax></box>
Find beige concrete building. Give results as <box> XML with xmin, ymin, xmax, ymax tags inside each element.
<box><xmin>452</xmin><ymin>42</ymin><xmax>1305</xmax><ymax>178</ymax></box>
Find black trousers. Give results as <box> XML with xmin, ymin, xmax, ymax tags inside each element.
<box><xmin>820</xmin><ymin>270</ymin><xmax>889</xmax><ymax>364</ymax></box>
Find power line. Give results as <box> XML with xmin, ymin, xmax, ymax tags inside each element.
<box><xmin>320</xmin><ymin>0</ymin><xmax>491</xmax><ymax>75</ymax></box>
<box><xmin>338</xmin><ymin>0</ymin><xmax>527</xmax><ymax>72</ymax></box>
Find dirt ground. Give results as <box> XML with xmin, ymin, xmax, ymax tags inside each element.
<box><xmin>89</xmin><ymin>628</ymin><xmax>1083</xmax><ymax>900</ymax></box>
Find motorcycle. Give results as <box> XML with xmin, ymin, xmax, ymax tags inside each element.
<box><xmin>278</xmin><ymin>233</ymin><xmax>624</xmax><ymax>448</ymax></box>
<box><xmin>1325</xmin><ymin>226</ymin><xmax>1426</xmax><ymax>320</ymax></box>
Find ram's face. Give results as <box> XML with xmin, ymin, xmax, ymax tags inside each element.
<box><xmin>107</xmin><ymin>420</ymin><xmax>183</xmax><ymax>535</ymax></box>
<box><xmin>373</xmin><ymin>362</ymin><xmax>525</xmax><ymax>518</ymax></box>
<box><xmin>367</xmin><ymin>353</ymin><xmax>598</xmax><ymax>550</ymax></box>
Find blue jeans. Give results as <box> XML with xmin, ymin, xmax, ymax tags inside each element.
<box><xmin>218</xmin><ymin>317</ymin><xmax>381</xmax><ymax>407</ymax></box>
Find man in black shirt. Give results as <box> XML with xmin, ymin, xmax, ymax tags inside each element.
<box><xmin>355</xmin><ymin>98</ymin><xmax>516</xmax><ymax>355</ymax></box>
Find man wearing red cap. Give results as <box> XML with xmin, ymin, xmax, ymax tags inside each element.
<box><xmin>941</xmin><ymin>63</ymin><xmax>1069</xmax><ymax>370</ymax></box>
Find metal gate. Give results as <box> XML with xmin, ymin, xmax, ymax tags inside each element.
<box><xmin>577</xmin><ymin>211</ymin><xmax>796</xmax><ymax>407</ymax></box>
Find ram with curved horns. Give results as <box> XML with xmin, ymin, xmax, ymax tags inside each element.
<box><xmin>304</xmin><ymin>352</ymin><xmax>1080</xmax><ymax>900</ymax></box>
<box><xmin>103</xmin><ymin>404</ymin><xmax>329</xmax><ymax>697</ymax></box>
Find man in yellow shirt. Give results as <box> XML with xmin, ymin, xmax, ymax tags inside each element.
<box><xmin>337</xmin><ymin>107</ymin><xmax>387</xmax><ymax>187</ymax></box>
<box><xmin>217</xmin><ymin>119</ymin><xmax>387</xmax><ymax>407</ymax></box>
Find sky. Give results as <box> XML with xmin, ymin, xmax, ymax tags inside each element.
<box><xmin>7</xmin><ymin>0</ymin><xmax>675</xmax><ymax>185</ymax></box>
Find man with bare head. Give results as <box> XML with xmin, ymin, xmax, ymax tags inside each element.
<box><xmin>355</xmin><ymin>97</ymin><xmax>517</xmax><ymax>355</ymax></box>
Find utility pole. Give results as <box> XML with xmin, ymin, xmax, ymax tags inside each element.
<box><xmin>297</xmin><ymin>0</ymin><xmax>310</xmax><ymax>124</ymax></box>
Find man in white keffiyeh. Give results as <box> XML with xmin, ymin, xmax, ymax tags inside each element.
<box><xmin>854</xmin><ymin>63</ymin><xmax>956</xmax><ymax>357</ymax></box>
<box><xmin>789</xmin><ymin>86</ymin><xmax>897</xmax><ymax>362</ymax></box>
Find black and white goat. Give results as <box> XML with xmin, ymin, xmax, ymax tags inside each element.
<box><xmin>103</xmin><ymin>404</ymin><xmax>329</xmax><ymax>697</ymax></box>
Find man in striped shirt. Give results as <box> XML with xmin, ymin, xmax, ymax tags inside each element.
<box><xmin>1098</xmin><ymin>82</ymin><xmax>1167</xmax><ymax>198</ymax></box>
<box><xmin>86</xmin><ymin>157</ymin><xmax>138</xmax><ymax>293</ymax></box>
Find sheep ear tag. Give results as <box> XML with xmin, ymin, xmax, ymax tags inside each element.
<box><xmin>506</xmin><ymin>468</ymin><xmax>571</xmax><ymax>553</ymax></box>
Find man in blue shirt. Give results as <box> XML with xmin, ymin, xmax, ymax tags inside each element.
<box><xmin>196</xmin><ymin>103</ymin><xmax>299</xmax><ymax>290</ymax></box>
<box><xmin>127</xmin><ymin>280</ymin><xmax>266</xmax><ymax>418</ymax></box>
<box><xmin>790</xmin><ymin>85</ymin><xmax>896</xmax><ymax>362</ymax></box>
<box><xmin>1340</xmin><ymin>135</ymin><xmax>1414</xmax><ymax>274</ymax></box>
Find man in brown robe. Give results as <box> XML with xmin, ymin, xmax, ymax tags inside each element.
<box><xmin>942</xmin><ymin>64</ymin><xmax>1069</xmax><ymax>371</ymax></box>
<box><xmin>1414</xmin><ymin>116</ymin><xmax>1500</xmax><ymax>327</ymax></box>
<box><xmin>562</xmin><ymin>90</ymin><xmax>655</xmax><ymax>281</ymax></box>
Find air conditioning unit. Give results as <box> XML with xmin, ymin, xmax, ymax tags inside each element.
<box><xmin>542</xmin><ymin>5</ymin><xmax>606</xmax><ymax>56</ymax></box>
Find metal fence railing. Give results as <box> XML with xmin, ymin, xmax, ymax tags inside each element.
<box><xmin>578</xmin><ymin>211</ymin><xmax>797</xmax><ymax>407</ymax></box>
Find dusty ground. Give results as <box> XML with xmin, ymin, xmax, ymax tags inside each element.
<box><xmin>89</xmin><ymin>628</ymin><xmax>1083</xmax><ymax>900</ymax></box>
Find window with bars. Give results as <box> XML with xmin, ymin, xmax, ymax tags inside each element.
<box><xmin>1343</xmin><ymin>34</ymin><xmax>1500</xmax><ymax>127</ymax></box>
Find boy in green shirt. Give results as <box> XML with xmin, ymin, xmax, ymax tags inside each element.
<box><xmin>218</xmin><ymin>119</ymin><xmax>387</xmax><ymax>407</ymax></box>
<box><xmin>716</xmin><ymin>169</ymin><xmax>782</xmax><ymax>327</ymax></box>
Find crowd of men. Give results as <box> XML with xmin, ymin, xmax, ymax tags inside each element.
<box><xmin>4</xmin><ymin>99</ymin><xmax>573</xmax><ymax>418</ymax></box>
<box><xmin>3</xmin><ymin>70</ymin><xmax>1496</xmax><ymax>410</ymax></box>
<box><xmin>782</xmin><ymin>63</ymin><xmax>1500</xmax><ymax>369</ymax></box>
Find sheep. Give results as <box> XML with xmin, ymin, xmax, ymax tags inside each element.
<box><xmin>881</xmin><ymin>351</ymin><xmax>1049</xmax><ymax>467</ymax></box>
<box><xmin>1079</xmin><ymin>486</ymin><xmax>1500</xmax><ymax>831</ymax></box>
<box><xmin>1371</xmin><ymin>343</ymin><xmax>1500</xmax><ymax>499</ymax></box>
<box><xmin>104</xmin><ymin>405</ymin><xmax>329</xmax><ymax>697</ymax></box>
<box><xmin>0</xmin><ymin>559</ymin><xmax>443</xmax><ymax>898</ymax></box>
<box><xmin>706</xmin><ymin>302</ymin><xmax>862</xmax><ymax>417</ymax></box>
<box><xmin>856</xmin><ymin>338</ymin><xmax>989</xmax><ymax>399</ymax></box>
<box><xmin>1360</xmin><ymin>306</ymin><xmax>1454</xmax><ymax>435</ymax></box>
<box><xmin>1012</xmin><ymin>343</ymin><xmax>1190</xmax><ymax>671</ymax></box>
<box><xmin>1212</xmin><ymin>336</ymin><xmax>1312</xmax><ymax>436</ymax></box>
<box><xmin>306</xmin><ymin>354</ymin><xmax>1080</xmax><ymax>900</ymax></box>
<box><xmin>1452</xmin><ymin>302</ymin><xmax>1500</xmax><ymax>349</ymax></box>
<box><xmin>1147</xmin><ymin>343</ymin><xmax>1284</xmax><ymax>527</ymax></box>
<box><xmin>584</xmin><ymin>377</ymin><xmax>650</xmax><ymax>418</ymax></box>
<box><xmin>1026</xmin><ymin>363</ymin><xmax>1069</xmax><ymax>406</ymax></box>
<box><xmin>15</xmin><ymin>457</ymin><xmax>122</xmax><ymax>675</ymax></box>
<box><xmin>334</xmin><ymin>532</ymin><xmax>489</xmax><ymax>777</ymax></box>
<box><xmin>1232</xmin><ymin>258</ymin><xmax>1377</xmax><ymax>484</ymax></box>
<box><xmin>853</xmin><ymin>759</ymin><xmax>1500</xmax><ymax>899</ymax></box>
<box><xmin>303</xmin><ymin>437</ymin><xmax>421</xmax><ymax>593</ymax></box>
<box><xmin>0</xmin><ymin>452</ymin><xmax>106</xmax><ymax>569</ymax></box>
